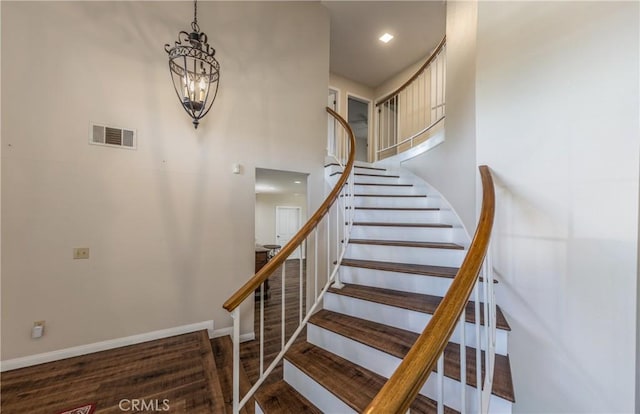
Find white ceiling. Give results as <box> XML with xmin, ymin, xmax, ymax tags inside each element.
<box><xmin>255</xmin><ymin>168</ymin><xmax>308</xmax><ymax>195</ymax></box>
<box><xmin>323</xmin><ymin>1</ymin><xmax>446</xmax><ymax>88</ymax></box>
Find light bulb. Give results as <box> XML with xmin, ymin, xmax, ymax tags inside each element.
<box><xmin>199</xmin><ymin>78</ymin><xmax>207</xmax><ymax>101</ymax></box>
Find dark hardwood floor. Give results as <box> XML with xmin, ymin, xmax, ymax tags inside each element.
<box><xmin>0</xmin><ymin>331</ymin><xmax>225</xmax><ymax>414</ymax></box>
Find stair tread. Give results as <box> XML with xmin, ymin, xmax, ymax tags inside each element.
<box><xmin>354</xmin><ymin>182</ymin><xmax>413</xmax><ymax>187</ymax></box>
<box><xmin>349</xmin><ymin>238</ymin><xmax>465</xmax><ymax>250</ymax></box>
<box><xmin>285</xmin><ymin>341</ymin><xmax>458</xmax><ymax>414</ymax></box>
<box><xmin>353</xmin><ymin>221</ymin><xmax>453</xmax><ymax>228</ymax></box>
<box><xmin>325</xmin><ymin>163</ymin><xmax>386</xmax><ymax>171</ymax></box>
<box><xmin>309</xmin><ymin>309</ymin><xmax>515</xmax><ymax>402</ymax></box>
<box><xmin>355</xmin><ymin>193</ymin><xmax>426</xmax><ymax>197</ymax></box>
<box><xmin>341</xmin><ymin>258</ymin><xmax>459</xmax><ymax>278</ymax></box>
<box><xmin>355</xmin><ymin>173</ymin><xmax>400</xmax><ymax>178</ymax></box>
<box><xmin>327</xmin><ymin>283</ymin><xmax>511</xmax><ymax>331</ymax></box>
<box><xmin>254</xmin><ymin>380</ymin><xmax>322</xmax><ymax>414</ymax></box>
<box><xmin>355</xmin><ymin>206</ymin><xmax>440</xmax><ymax>211</ymax></box>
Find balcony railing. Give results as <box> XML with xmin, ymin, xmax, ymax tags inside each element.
<box><xmin>376</xmin><ymin>36</ymin><xmax>446</xmax><ymax>160</ymax></box>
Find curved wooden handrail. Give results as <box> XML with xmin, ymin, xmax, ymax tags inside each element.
<box><xmin>376</xmin><ymin>36</ymin><xmax>446</xmax><ymax>107</ymax></box>
<box><xmin>363</xmin><ymin>165</ymin><xmax>495</xmax><ymax>414</ymax></box>
<box><xmin>223</xmin><ymin>107</ymin><xmax>356</xmax><ymax>312</ymax></box>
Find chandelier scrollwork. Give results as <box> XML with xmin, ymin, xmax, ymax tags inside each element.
<box><xmin>164</xmin><ymin>0</ymin><xmax>220</xmax><ymax>129</ymax></box>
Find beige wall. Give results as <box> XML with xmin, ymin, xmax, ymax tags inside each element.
<box><xmin>255</xmin><ymin>193</ymin><xmax>307</xmax><ymax>246</ymax></box>
<box><xmin>1</xmin><ymin>1</ymin><xmax>329</xmax><ymax>360</ymax></box>
<box><xmin>329</xmin><ymin>73</ymin><xmax>375</xmax><ymax>162</ymax></box>
<box><xmin>476</xmin><ymin>1</ymin><xmax>638</xmax><ymax>412</ymax></box>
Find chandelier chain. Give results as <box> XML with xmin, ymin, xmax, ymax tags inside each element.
<box><xmin>192</xmin><ymin>0</ymin><xmax>199</xmax><ymax>33</ymax></box>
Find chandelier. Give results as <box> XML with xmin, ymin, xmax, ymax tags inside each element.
<box><xmin>164</xmin><ymin>0</ymin><xmax>220</xmax><ymax>129</ymax></box>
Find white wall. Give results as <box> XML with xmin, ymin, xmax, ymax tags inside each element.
<box><xmin>255</xmin><ymin>193</ymin><xmax>307</xmax><ymax>246</ymax></box>
<box><xmin>401</xmin><ymin>0</ymin><xmax>478</xmax><ymax>233</ymax></box>
<box><xmin>476</xmin><ymin>1</ymin><xmax>639</xmax><ymax>412</ymax></box>
<box><xmin>1</xmin><ymin>1</ymin><xmax>329</xmax><ymax>360</ymax></box>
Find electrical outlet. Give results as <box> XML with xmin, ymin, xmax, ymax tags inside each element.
<box><xmin>32</xmin><ymin>320</ymin><xmax>45</xmax><ymax>339</ymax></box>
<box><xmin>73</xmin><ymin>247</ymin><xmax>90</xmax><ymax>259</ymax></box>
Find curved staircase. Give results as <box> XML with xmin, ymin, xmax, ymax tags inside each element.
<box><xmin>253</xmin><ymin>163</ymin><xmax>515</xmax><ymax>413</ymax></box>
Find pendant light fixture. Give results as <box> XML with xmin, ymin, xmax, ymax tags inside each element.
<box><xmin>165</xmin><ymin>0</ymin><xmax>220</xmax><ymax>129</ymax></box>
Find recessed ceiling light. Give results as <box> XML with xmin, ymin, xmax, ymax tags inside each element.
<box><xmin>294</xmin><ymin>180</ymin><xmax>302</xmax><ymax>184</ymax></box>
<box><xmin>379</xmin><ymin>33</ymin><xmax>394</xmax><ymax>43</ymax></box>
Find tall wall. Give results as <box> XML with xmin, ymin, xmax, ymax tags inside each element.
<box><xmin>475</xmin><ymin>1</ymin><xmax>639</xmax><ymax>412</ymax></box>
<box><xmin>401</xmin><ymin>0</ymin><xmax>478</xmax><ymax>233</ymax></box>
<box><xmin>1</xmin><ymin>1</ymin><xmax>329</xmax><ymax>360</ymax></box>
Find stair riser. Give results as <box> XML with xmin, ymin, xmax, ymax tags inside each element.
<box><xmin>350</xmin><ymin>226</ymin><xmax>455</xmax><ymax>243</ymax></box>
<box><xmin>353</xmin><ymin>185</ymin><xmax>423</xmax><ymax>195</ymax></box>
<box><xmin>283</xmin><ymin>360</ymin><xmax>356</xmax><ymax>413</ymax></box>
<box><xmin>353</xmin><ymin>196</ymin><xmax>441</xmax><ymax>209</ymax></box>
<box><xmin>324</xmin><ymin>292</ymin><xmax>508</xmax><ymax>355</ymax></box>
<box><xmin>353</xmin><ymin>209</ymin><xmax>451</xmax><ymax>223</ymax></box>
<box><xmin>307</xmin><ymin>324</ymin><xmax>513</xmax><ymax>413</ymax></box>
<box><xmin>345</xmin><ymin>244</ymin><xmax>465</xmax><ymax>267</ymax></box>
<box><xmin>340</xmin><ymin>266</ymin><xmax>467</xmax><ymax>297</ymax></box>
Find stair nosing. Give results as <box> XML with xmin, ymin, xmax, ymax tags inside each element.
<box><xmin>341</xmin><ymin>258</ymin><xmax>459</xmax><ymax>279</ymax></box>
<box><xmin>353</xmin><ymin>222</ymin><xmax>453</xmax><ymax>228</ymax></box>
<box><xmin>355</xmin><ymin>207</ymin><xmax>441</xmax><ymax>211</ymax></box>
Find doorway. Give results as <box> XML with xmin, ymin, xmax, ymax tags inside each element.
<box><xmin>347</xmin><ymin>95</ymin><xmax>370</xmax><ymax>162</ymax></box>
<box><xmin>255</xmin><ymin>168</ymin><xmax>308</xmax><ymax>256</ymax></box>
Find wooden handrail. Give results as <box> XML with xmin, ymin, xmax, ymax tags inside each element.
<box><xmin>376</xmin><ymin>36</ymin><xmax>446</xmax><ymax>107</ymax></box>
<box><xmin>363</xmin><ymin>165</ymin><xmax>495</xmax><ymax>414</ymax></box>
<box><xmin>223</xmin><ymin>107</ymin><xmax>356</xmax><ymax>312</ymax></box>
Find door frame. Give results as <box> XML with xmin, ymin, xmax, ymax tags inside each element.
<box><xmin>346</xmin><ymin>92</ymin><xmax>373</xmax><ymax>163</ymax></box>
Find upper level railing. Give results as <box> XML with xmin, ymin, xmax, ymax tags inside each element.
<box><xmin>364</xmin><ymin>165</ymin><xmax>497</xmax><ymax>413</ymax></box>
<box><xmin>376</xmin><ymin>36</ymin><xmax>446</xmax><ymax>160</ymax></box>
<box><xmin>223</xmin><ymin>107</ymin><xmax>356</xmax><ymax>414</ymax></box>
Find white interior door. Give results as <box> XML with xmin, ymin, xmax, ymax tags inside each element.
<box><xmin>276</xmin><ymin>206</ymin><xmax>302</xmax><ymax>259</ymax></box>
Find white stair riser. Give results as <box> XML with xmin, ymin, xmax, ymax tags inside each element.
<box><xmin>255</xmin><ymin>402</ymin><xmax>264</xmax><ymax>414</ymax></box>
<box><xmin>353</xmin><ymin>209</ymin><xmax>452</xmax><ymax>224</ymax></box>
<box><xmin>307</xmin><ymin>325</ymin><xmax>513</xmax><ymax>413</ymax></box>
<box><xmin>284</xmin><ymin>360</ymin><xmax>356</xmax><ymax>413</ymax></box>
<box><xmin>352</xmin><ymin>174</ymin><xmax>402</xmax><ymax>184</ymax></box>
<box><xmin>324</xmin><ymin>292</ymin><xmax>508</xmax><ymax>355</ymax></box>
<box><xmin>354</xmin><ymin>196</ymin><xmax>441</xmax><ymax>209</ymax></box>
<box><xmin>346</xmin><ymin>244</ymin><xmax>465</xmax><ymax>267</ymax></box>
<box><xmin>340</xmin><ymin>266</ymin><xmax>456</xmax><ymax>297</ymax></box>
<box><xmin>353</xmin><ymin>185</ymin><xmax>423</xmax><ymax>195</ymax></box>
<box><xmin>350</xmin><ymin>226</ymin><xmax>454</xmax><ymax>243</ymax></box>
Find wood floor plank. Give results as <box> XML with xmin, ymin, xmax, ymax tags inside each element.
<box><xmin>349</xmin><ymin>238</ymin><xmax>465</xmax><ymax>250</ymax></box>
<box><xmin>340</xmin><ymin>258</ymin><xmax>459</xmax><ymax>278</ymax></box>
<box><xmin>254</xmin><ymin>380</ymin><xmax>321</xmax><ymax>413</ymax></box>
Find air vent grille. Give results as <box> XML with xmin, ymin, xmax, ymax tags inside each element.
<box><xmin>90</xmin><ymin>123</ymin><xmax>136</xmax><ymax>149</ymax></box>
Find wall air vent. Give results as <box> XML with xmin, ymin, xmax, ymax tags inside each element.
<box><xmin>90</xmin><ymin>123</ymin><xmax>136</xmax><ymax>150</ymax></box>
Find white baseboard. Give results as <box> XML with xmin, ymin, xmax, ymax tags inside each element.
<box><xmin>1</xmin><ymin>320</ymin><xmax>214</xmax><ymax>372</ymax></box>
<box><xmin>212</xmin><ymin>327</ymin><xmax>256</xmax><ymax>343</ymax></box>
